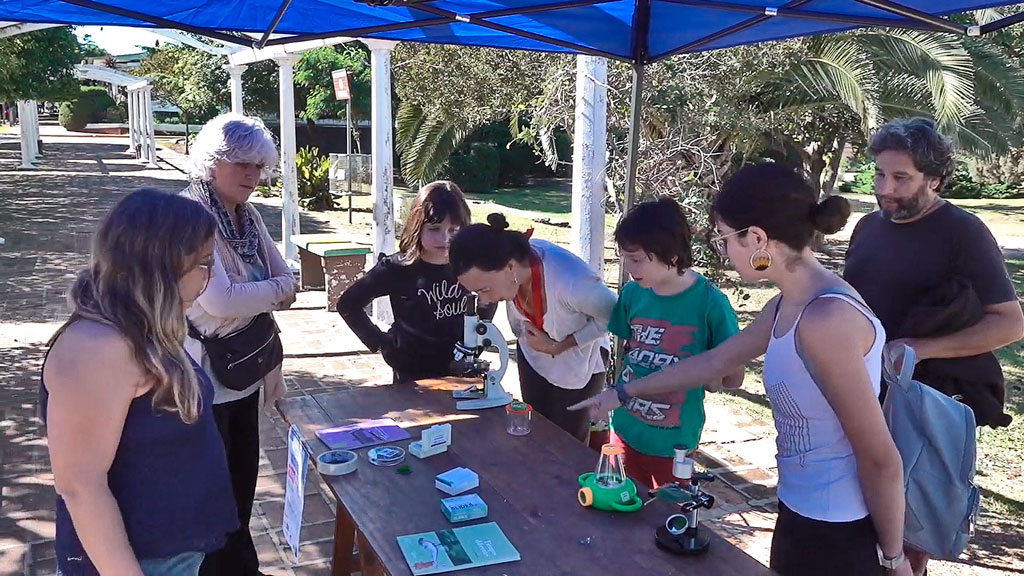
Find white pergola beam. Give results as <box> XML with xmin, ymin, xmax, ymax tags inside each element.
<box><xmin>0</xmin><ymin>22</ymin><xmax>60</xmax><ymax>39</ymax></box>
<box><xmin>147</xmin><ymin>28</ymin><xmax>238</xmax><ymax>55</ymax></box>
<box><xmin>227</xmin><ymin>35</ymin><xmax>353</xmax><ymax>66</ymax></box>
<box><xmin>570</xmin><ymin>55</ymin><xmax>608</xmax><ymax>274</ymax></box>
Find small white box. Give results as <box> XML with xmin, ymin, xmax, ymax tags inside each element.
<box><xmin>435</xmin><ymin>467</ymin><xmax>479</xmax><ymax>496</ymax></box>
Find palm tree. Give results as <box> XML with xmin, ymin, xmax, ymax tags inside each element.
<box><xmin>395</xmin><ymin>101</ymin><xmax>478</xmax><ymax>188</ymax></box>
<box><xmin>750</xmin><ymin>16</ymin><xmax>1024</xmax><ymax>196</ymax></box>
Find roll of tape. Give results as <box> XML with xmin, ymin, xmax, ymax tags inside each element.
<box><xmin>317</xmin><ymin>450</ymin><xmax>358</xmax><ymax>476</ymax></box>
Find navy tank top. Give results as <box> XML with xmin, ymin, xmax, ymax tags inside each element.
<box><xmin>41</xmin><ymin>353</ymin><xmax>238</xmax><ymax>572</ymax></box>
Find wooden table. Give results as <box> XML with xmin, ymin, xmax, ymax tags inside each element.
<box><xmin>277</xmin><ymin>379</ymin><xmax>768</xmax><ymax>576</ymax></box>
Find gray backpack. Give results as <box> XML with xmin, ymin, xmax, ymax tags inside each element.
<box><xmin>882</xmin><ymin>343</ymin><xmax>979</xmax><ymax>559</ymax></box>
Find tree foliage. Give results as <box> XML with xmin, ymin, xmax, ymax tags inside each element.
<box><xmin>138</xmin><ymin>43</ymin><xmax>228</xmax><ymax>124</ymax></box>
<box><xmin>0</xmin><ymin>27</ymin><xmax>81</xmax><ymax>102</ymax></box>
<box><xmin>294</xmin><ymin>45</ymin><xmax>371</xmax><ymax>123</ymax></box>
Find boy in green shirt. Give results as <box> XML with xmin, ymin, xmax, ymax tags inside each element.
<box><xmin>609</xmin><ymin>197</ymin><xmax>744</xmax><ymax>488</ymax></box>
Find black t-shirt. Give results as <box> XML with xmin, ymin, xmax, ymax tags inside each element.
<box><xmin>336</xmin><ymin>254</ymin><xmax>493</xmax><ymax>378</ymax></box>
<box><xmin>844</xmin><ymin>201</ymin><xmax>1016</xmax><ymax>339</ymax></box>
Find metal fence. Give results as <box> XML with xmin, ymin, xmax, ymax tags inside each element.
<box><xmin>329</xmin><ymin>153</ymin><xmax>372</xmax><ymax>222</ymax></box>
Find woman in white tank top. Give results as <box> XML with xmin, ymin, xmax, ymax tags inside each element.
<box><xmin>571</xmin><ymin>164</ymin><xmax>910</xmax><ymax>576</ymax></box>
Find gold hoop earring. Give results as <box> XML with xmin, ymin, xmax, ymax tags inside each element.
<box><xmin>749</xmin><ymin>250</ymin><xmax>772</xmax><ymax>272</ymax></box>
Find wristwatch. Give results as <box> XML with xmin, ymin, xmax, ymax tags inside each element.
<box><xmin>614</xmin><ymin>384</ymin><xmax>632</xmax><ymax>406</ymax></box>
<box><xmin>876</xmin><ymin>544</ymin><xmax>905</xmax><ymax>570</ymax></box>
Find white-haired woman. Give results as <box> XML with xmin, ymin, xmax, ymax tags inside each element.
<box><xmin>181</xmin><ymin>113</ymin><xmax>296</xmax><ymax>576</ymax></box>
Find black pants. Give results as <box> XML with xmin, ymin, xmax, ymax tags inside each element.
<box><xmin>200</xmin><ymin>391</ymin><xmax>261</xmax><ymax>576</ymax></box>
<box><xmin>517</xmin><ymin>347</ymin><xmax>605</xmax><ymax>442</ymax></box>
<box><xmin>770</xmin><ymin>501</ymin><xmax>884</xmax><ymax>576</ymax></box>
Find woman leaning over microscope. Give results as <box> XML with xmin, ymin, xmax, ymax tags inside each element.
<box><xmin>337</xmin><ymin>181</ymin><xmax>494</xmax><ymax>384</ymax></box>
<box><xmin>449</xmin><ymin>213</ymin><xmax>617</xmax><ymax>443</ymax></box>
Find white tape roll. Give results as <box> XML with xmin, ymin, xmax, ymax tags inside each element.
<box><xmin>317</xmin><ymin>450</ymin><xmax>358</xmax><ymax>476</ymax></box>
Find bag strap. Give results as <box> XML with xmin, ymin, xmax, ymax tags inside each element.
<box><xmin>882</xmin><ymin>343</ymin><xmax>918</xmax><ymax>390</ymax></box>
<box><xmin>186</xmin><ymin>321</ymin><xmax>207</xmax><ymax>342</ymax></box>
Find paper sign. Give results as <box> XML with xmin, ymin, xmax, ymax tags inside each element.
<box><xmin>332</xmin><ymin>69</ymin><xmax>351</xmax><ymax>101</ymax></box>
<box><xmin>282</xmin><ymin>424</ymin><xmax>309</xmax><ymax>563</ymax></box>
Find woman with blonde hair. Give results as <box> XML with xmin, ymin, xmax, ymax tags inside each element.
<box><xmin>42</xmin><ymin>189</ymin><xmax>237</xmax><ymax>575</ymax></box>
<box><xmin>181</xmin><ymin>113</ymin><xmax>296</xmax><ymax>575</ymax></box>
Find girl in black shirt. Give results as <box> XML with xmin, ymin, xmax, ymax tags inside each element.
<box><xmin>337</xmin><ymin>181</ymin><xmax>492</xmax><ymax>383</ymax></box>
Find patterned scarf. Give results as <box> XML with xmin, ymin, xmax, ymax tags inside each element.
<box><xmin>198</xmin><ymin>180</ymin><xmax>260</xmax><ymax>265</ymax></box>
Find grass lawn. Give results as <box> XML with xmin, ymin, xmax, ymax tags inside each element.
<box><xmin>464</xmin><ymin>178</ymin><xmax>573</xmax><ymax>221</ymax></box>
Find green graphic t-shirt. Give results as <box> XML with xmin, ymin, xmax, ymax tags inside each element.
<box><xmin>609</xmin><ymin>275</ymin><xmax>739</xmax><ymax>457</ymax></box>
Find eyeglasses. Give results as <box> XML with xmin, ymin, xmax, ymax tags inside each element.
<box><xmin>710</xmin><ymin>227</ymin><xmax>750</xmax><ymax>254</ymax></box>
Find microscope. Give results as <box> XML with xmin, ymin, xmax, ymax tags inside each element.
<box><xmin>651</xmin><ymin>446</ymin><xmax>716</xmax><ymax>555</ymax></box>
<box><xmin>450</xmin><ymin>294</ymin><xmax>513</xmax><ymax>410</ymax></box>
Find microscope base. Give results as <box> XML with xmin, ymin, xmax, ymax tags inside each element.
<box><xmin>456</xmin><ymin>390</ymin><xmax>513</xmax><ymax>410</ymax></box>
<box><xmin>655</xmin><ymin>526</ymin><xmax>711</xmax><ymax>556</ymax></box>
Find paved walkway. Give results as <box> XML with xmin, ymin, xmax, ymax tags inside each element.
<box><xmin>0</xmin><ymin>125</ymin><xmax>1011</xmax><ymax>575</ymax></box>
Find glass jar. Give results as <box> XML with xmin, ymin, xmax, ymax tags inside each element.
<box><xmin>506</xmin><ymin>401</ymin><xmax>532</xmax><ymax>436</ymax></box>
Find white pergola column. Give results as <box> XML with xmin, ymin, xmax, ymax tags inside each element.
<box><xmin>570</xmin><ymin>55</ymin><xmax>608</xmax><ymax>275</ymax></box>
<box><xmin>142</xmin><ymin>86</ymin><xmax>159</xmax><ymax>168</ymax></box>
<box><xmin>16</xmin><ymin>101</ymin><xmax>34</xmax><ymax>170</ymax></box>
<box><xmin>364</xmin><ymin>39</ymin><xmax>397</xmax><ymax>324</ymax></box>
<box><xmin>125</xmin><ymin>89</ymin><xmax>137</xmax><ymax>154</ymax></box>
<box><xmin>276</xmin><ymin>55</ymin><xmax>301</xmax><ymax>262</ymax></box>
<box><xmin>26</xmin><ymin>101</ymin><xmax>39</xmax><ymax>160</ymax></box>
<box><xmin>225</xmin><ymin>64</ymin><xmax>247</xmax><ymax>114</ymax></box>
<box><xmin>134</xmin><ymin>90</ymin><xmax>147</xmax><ymax>163</ymax></box>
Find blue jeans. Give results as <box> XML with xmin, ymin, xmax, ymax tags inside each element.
<box><xmin>139</xmin><ymin>552</ymin><xmax>205</xmax><ymax>576</ymax></box>
<box><xmin>57</xmin><ymin>552</ymin><xmax>204</xmax><ymax>576</ymax></box>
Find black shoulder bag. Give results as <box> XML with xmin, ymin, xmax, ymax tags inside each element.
<box><xmin>188</xmin><ymin>313</ymin><xmax>284</xmax><ymax>391</ymax></box>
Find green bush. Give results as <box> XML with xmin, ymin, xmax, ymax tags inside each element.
<box><xmin>296</xmin><ymin>146</ymin><xmax>332</xmax><ymax>210</ymax></box>
<box><xmin>58</xmin><ymin>86</ymin><xmax>116</xmax><ymax>131</ymax></box>
<box><xmin>497</xmin><ymin>142</ymin><xmax>536</xmax><ymax>187</ymax></box>
<box><xmin>840</xmin><ymin>160</ymin><xmax>1023</xmax><ymax>199</ymax></box>
<box><xmin>447</xmin><ymin>143</ymin><xmax>501</xmax><ymax>193</ymax></box>
<box><xmin>58</xmin><ymin>101</ymin><xmax>89</xmax><ymax>131</ymax></box>
<box><xmin>838</xmin><ymin>161</ymin><xmax>875</xmax><ymax>195</ymax></box>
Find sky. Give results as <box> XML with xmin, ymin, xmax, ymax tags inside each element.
<box><xmin>74</xmin><ymin>26</ymin><xmax>169</xmax><ymax>56</ymax></box>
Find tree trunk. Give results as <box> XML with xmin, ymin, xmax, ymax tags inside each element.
<box><xmin>304</xmin><ymin>118</ymin><xmax>321</xmax><ymax>151</ymax></box>
<box><xmin>821</xmin><ymin>135</ymin><xmax>847</xmax><ymax>198</ymax></box>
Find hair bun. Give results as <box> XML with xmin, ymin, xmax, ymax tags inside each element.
<box><xmin>486</xmin><ymin>212</ymin><xmax>509</xmax><ymax>231</ymax></box>
<box><xmin>809</xmin><ymin>196</ymin><xmax>852</xmax><ymax>235</ymax></box>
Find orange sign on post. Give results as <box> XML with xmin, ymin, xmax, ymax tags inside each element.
<box><xmin>332</xmin><ymin>69</ymin><xmax>351</xmax><ymax>101</ymax></box>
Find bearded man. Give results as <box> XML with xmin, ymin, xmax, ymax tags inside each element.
<box><xmin>844</xmin><ymin>116</ymin><xmax>1022</xmax><ymax>576</ymax></box>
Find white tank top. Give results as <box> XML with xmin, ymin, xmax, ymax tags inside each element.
<box><xmin>762</xmin><ymin>293</ymin><xmax>885</xmax><ymax>522</ymax></box>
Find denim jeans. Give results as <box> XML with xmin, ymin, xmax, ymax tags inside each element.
<box><xmin>139</xmin><ymin>551</ymin><xmax>205</xmax><ymax>576</ymax></box>
<box><xmin>57</xmin><ymin>551</ymin><xmax>204</xmax><ymax>576</ymax></box>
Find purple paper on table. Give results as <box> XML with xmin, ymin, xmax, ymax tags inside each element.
<box><xmin>315</xmin><ymin>418</ymin><xmax>411</xmax><ymax>450</ymax></box>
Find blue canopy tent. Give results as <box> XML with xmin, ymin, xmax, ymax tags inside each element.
<box><xmin>1</xmin><ymin>1</ymin><xmax>1022</xmax><ymax>61</ymax></box>
<box><xmin>2</xmin><ymin>0</ymin><xmax>1022</xmax><ymax>233</ymax></box>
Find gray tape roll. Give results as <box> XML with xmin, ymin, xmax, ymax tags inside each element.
<box><xmin>317</xmin><ymin>450</ymin><xmax>358</xmax><ymax>476</ymax></box>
